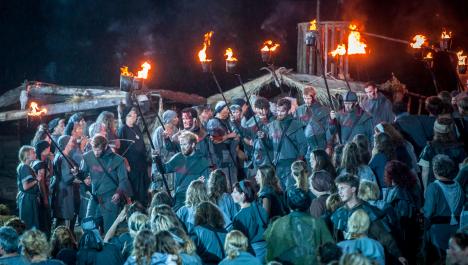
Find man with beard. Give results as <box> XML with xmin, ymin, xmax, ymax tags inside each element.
<box><xmin>78</xmin><ymin>135</ymin><xmax>132</xmax><ymax>232</ymax></box>
<box><xmin>206</xmin><ymin>101</ymin><xmax>240</xmax><ymax>190</ymax></box>
<box><xmin>328</xmin><ymin>91</ymin><xmax>374</xmax><ymax>148</ymax></box>
<box><xmin>156</xmin><ymin>131</ymin><xmax>210</xmax><ymax>211</ymax></box>
<box><xmin>360</xmin><ymin>82</ymin><xmax>395</xmax><ymax>126</ymax></box>
<box><xmin>260</xmin><ymin>98</ymin><xmax>306</xmax><ymax>190</ymax></box>
<box><xmin>295</xmin><ymin>86</ymin><xmax>330</xmax><ymax>161</ymax></box>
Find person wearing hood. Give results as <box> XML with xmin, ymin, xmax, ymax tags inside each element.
<box><xmin>360</xmin><ymin>82</ymin><xmax>395</xmax><ymax>126</ymax></box>
<box><xmin>77</xmin><ymin>217</ymin><xmax>123</xmax><ymax>265</ymax></box>
<box><xmin>150</xmin><ymin>109</ymin><xmax>181</xmax><ymax>195</ymax></box>
<box><xmin>48</xmin><ymin>117</ymin><xmax>65</xmax><ymax>152</ymax></box>
<box><xmin>423</xmin><ymin>154</ymin><xmax>465</xmax><ymax>262</ymax></box>
<box><xmin>78</xmin><ymin>135</ymin><xmax>132</xmax><ymax>233</ymax></box>
<box><xmin>328</xmin><ymin>91</ymin><xmax>374</xmax><ymax>148</ymax></box>
<box><xmin>264</xmin><ymin>188</ymin><xmax>334</xmax><ymax>265</ymax></box>
<box><xmin>52</xmin><ymin>135</ymin><xmax>80</xmax><ymax>231</ymax></box>
<box><xmin>118</xmin><ymin>105</ymin><xmax>150</xmax><ymax>207</ymax></box>
<box><xmin>32</xmin><ymin>140</ymin><xmax>53</xmax><ymax>236</ymax></box>
<box><xmin>206</xmin><ymin>101</ymin><xmax>240</xmax><ymax>190</ymax></box>
<box><xmin>259</xmin><ymin>98</ymin><xmax>307</xmax><ymax>190</ymax></box>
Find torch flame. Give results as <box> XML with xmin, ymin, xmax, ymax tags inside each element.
<box><xmin>330</xmin><ymin>44</ymin><xmax>347</xmax><ymax>57</ymax></box>
<box><xmin>441</xmin><ymin>30</ymin><xmax>452</xmax><ymax>39</ymax></box>
<box><xmin>198</xmin><ymin>31</ymin><xmax>214</xmax><ymax>62</ymax></box>
<box><xmin>347</xmin><ymin>24</ymin><xmax>367</xmax><ymax>55</ymax></box>
<box><xmin>261</xmin><ymin>40</ymin><xmax>280</xmax><ymax>52</ymax></box>
<box><xmin>136</xmin><ymin>62</ymin><xmax>151</xmax><ymax>79</ymax></box>
<box><xmin>410</xmin><ymin>34</ymin><xmax>427</xmax><ymax>49</ymax></box>
<box><xmin>225</xmin><ymin>48</ymin><xmax>238</xmax><ymax>62</ymax></box>
<box><xmin>424</xmin><ymin>52</ymin><xmax>433</xmax><ymax>59</ymax></box>
<box><xmin>457</xmin><ymin>50</ymin><xmax>467</xmax><ymax>66</ymax></box>
<box><xmin>120</xmin><ymin>66</ymin><xmax>134</xmax><ymax>77</ymax></box>
<box><xmin>28</xmin><ymin>102</ymin><xmax>47</xmax><ymax>117</ymax></box>
<box><xmin>309</xmin><ymin>19</ymin><xmax>317</xmax><ymax>31</ymax></box>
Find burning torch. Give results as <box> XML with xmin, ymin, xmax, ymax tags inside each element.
<box><xmin>304</xmin><ymin>19</ymin><xmax>318</xmax><ymax>47</ymax></box>
<box><xmin>198</xmin><ymin>31</ymin><xmax>214</xmax><ymax>73</ymax></box>
<box><xmin>27</xmin><ymin>102</ymin><xmax>76</xmax><ymax>169</ymax></box>
<box><xmin>440</xmin><ymin>30</ymin><xmax>452</xmax><ymax>52</ymax></box>
<box><xmin>457</xmin><ymin>50</ymin><xmax>467</xmax><ymax>75</ymax></box>
<box><xmin>260</xmin><ymin>40</ymin><xmax>280</xmax><ymax>64</ymax></box>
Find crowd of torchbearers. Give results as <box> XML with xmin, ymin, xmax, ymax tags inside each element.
<box><xmin>2</xmin><ymin>82</ymin><xmax>468</xmax><ymax>265</ymax></box>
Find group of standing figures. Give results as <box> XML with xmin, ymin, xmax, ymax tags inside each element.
<box><xmin>15</xmin><ymin>82</ymin><xmax>468</xmax><ymax>264</ymax></box>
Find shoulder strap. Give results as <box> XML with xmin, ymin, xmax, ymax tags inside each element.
<box><xmin>254</xmin><ymin>202</ymin><xmax>268</xmax><ymax>228</ymax></box>
<box><xmin>95</xmin><ymin>156</ymin><xmax>119</xmax><ymax>187</ymax></box>
<box><xmin>210</xmin><ymin>228</ymin><xmax>226</xmax><ymax>258</ymax></box>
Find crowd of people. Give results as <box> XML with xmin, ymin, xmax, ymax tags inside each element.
<box><xmin>2</xmin><ymin>82</ymin><xmax>468</xmax><ymax>265</ymax></box>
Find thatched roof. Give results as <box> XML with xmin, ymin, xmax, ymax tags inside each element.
<box><xmin>207</xmin><ymin>68</ymin><xmax>366</xmax><ymax>107</ymax></box>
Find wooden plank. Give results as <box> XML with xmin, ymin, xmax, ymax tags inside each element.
<box><xmin>0</xmin><ymin>95</ymin><xmax>148</xmax><ymax>122</ymax></box>
<box><xmin>0</xmin><ymin>84</ymin><xmax>25</xmax><ymax>108</ymax></box>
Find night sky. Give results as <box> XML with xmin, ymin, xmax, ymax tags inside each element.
<box><xmin>1</xmin><ymin>0</ymin><xmax>467</xmax><ymax>97</ymax></box>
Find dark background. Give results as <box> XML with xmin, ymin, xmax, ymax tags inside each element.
<box><xmin>1</xmin><ymin>0</ymin><xmax>467</xmax><ymax>97</ymax></box>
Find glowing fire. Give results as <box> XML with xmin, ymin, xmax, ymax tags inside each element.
<box><xmin>457</xmin><ymin>50</ymin><xmax>467</xmax><ymax>66</ymax></box>
<box><xmin>410</xmin><ymin>34</ymin><xmax>427</xmax><ymax>49</ymax></box>
<box><xmin>120</xmin><ymin>66</ymin><xmax>133</xmax><ymax>77</ymax></box>
<box><xmin>225</xmin><ymin>48</ymin><xmax>238</xmax><ymax>62</ymax></box>
<box><xmin>136</xmin><ymin>62</ymin><xmax>151</xmax><ymax>79</ymax></box>
<box><xmin>198</xmin><ymin>31</ymin><xmax>214</xmax><ymax>62</ymax></box>
<box><xmin>28</xmin><ymin>102</ymin><xmax>47</xmax><ymax>117</ymax></box>
<box><xmin>441</xmin><ymin>30</ymin><xmax>452</xmax><ymax>39</ymax></box>
<box><xmin>261</xmin><ymin>40</ymin><xmax>280</xmax><ymax>52</ymax></box>
<box><xmin>309</xmin><ymin>19</ymin><xmax>317</xmax><ymax>31</ymax></box>
<box><xmin>424</xmin><ymin>52</ymin><xmax>433</xmax><ymax>59</ymax></box>
<box><xmin>347</xmin><ymin>24</ymin><xmax>367</xmax><ymax>55</ymax></box>
<box><xmin>330</xmin><ymin>44</ymin><xmax>347</xmax><ymax>57</ymax></box>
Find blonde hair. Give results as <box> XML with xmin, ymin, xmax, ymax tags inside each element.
<box><xmin>325</xmin><ymin>193</ymin><xmax>343</xmax><ymax>213</ymax></box>
<box><xmin>339</xmin><ymin>253</ymin><xmax>373</xmax><ymax>265</ymax></box>
<box><xmin>291</xmin><ymin>160</ymin><xmax>309</xmax><ymax>191</ymax></box>
<box><xmin>185</xmin><ymin>180</ymin><xmax>209</xmax><ymax>207</ymax></box>
<box><xmin>20</xmin><ymin>229</ymin><xmax>50</xmax><ymax>260</ymax></box>
<box><xmin>178</xmin><ymin>131</ymin><xmax>198</xmax><ymax>144</ymax></box>
<box><xmin>18</xmin><ymin>145</ymin><xmax>34</xmax><ymax>164</ymax></box>
<box><xmin>128</xmin><ymin>212</ymin><xmax>149</xmax><ymax>237</ymax></box>
<box><xmin>347</xmin><ymin>209</ymin><xmax>370</xmax><ymax>239</ymax></box>
<box><xmin>357</xmin><ymin>180</ymin><xmax>380</xmax><ymax>202</ymax></box>
<box><xmin>224</xmin><ymin>230</ymin><xmax>249</xmax><ymax>260</ymax></box>
<box><xmin>150</xmin><ymin>212</ymin><xmax>181</xmax><ymax>234</ymax></box>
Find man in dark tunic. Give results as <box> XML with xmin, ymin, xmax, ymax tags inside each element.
<box><xmin>242</xmin><ymin>97</ymin><xmax>274</xmax><ymax>177</ymax></box>
<box><xmin>206</xmin><ymin>101</ymin><xmax>239</xmax><ymax>190</ymax></box>
<box><xmin>261</xmin><ymin>98</ymin><xmax>307</xmax><ymax>190</ymax></box>
<box><xmin>78</xmin><ymin>135</ymin><xmax>132</xmax><ymax>233</ymax></box>
<box><xmin>328</xmin><ymin>91</ymin><xmax>374</xmax><ymax>148</ymax></box>
<box><xmin>360</xmin><ymin>82</ymin><xmax>395</xmax><ymax>126</ymax></box>
<box><xmin>392</xmin><ymin>101</ymin><xmax>435</xmax><ymax>156</ymax></box>
<box><xmin>118</xmin><ymin>106</ymin><xmax>150</xmax><ymax>206</ymax></box>
<box><xmin>157</xmin><ymin>131</ymin><xmax>211</xmax><ymax>211</ymax></box>
<box><xmin>294</xmin><ymin>86</ymin><xmax>330</xmax><ymax>160</ymax></box>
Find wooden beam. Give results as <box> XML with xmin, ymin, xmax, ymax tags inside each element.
<box><xmin>0</xmin><ymin>84</ymin><xmax>25</xmax><ymax>108</ymax></box>
<box><xmin>0</xmin><ymin>95</ymin><xmax>148</xmax><ymax>122</ymax></box>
